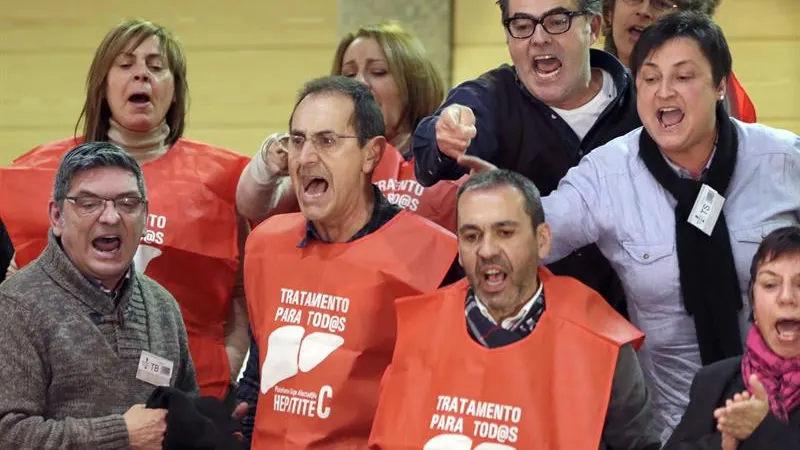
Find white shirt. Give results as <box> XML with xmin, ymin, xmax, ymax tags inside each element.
<box><xmin>541</xmin><ymin>120</ymin><xmax>800</xmax><ymax>442</ymax></box>
<box><xmin>474</xmin><ymin>282</ymin><xmax>544</xmax><ymax>330</ymax></box>
<box><xmin>551</xmin><ymin>69</ymin><xmax>617</xmax><ymax>140</ymax></box>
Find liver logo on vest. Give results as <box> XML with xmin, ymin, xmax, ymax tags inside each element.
<box><xmin>424</xmin><ymin>434</ymin><xmax>515</xmax><ymax>450</ymax></box>
<box><xmin>133</xmin><ymin>212</ymin><xmax>170</xmax><ymax>272</ymax></box>
<box><xmin>133</xmin><ymin>244</ymin><xmax>163</xmax><ymax>273</ymax></box>
<box><xmin>260</xmin><ymin>325</ymin><xmax>344</xmax><ymax>395</ymax></box>
<box><xmin>255</xmin><ymin>286</ymin><xmax>353</xmax><ymax>421</ymax></box>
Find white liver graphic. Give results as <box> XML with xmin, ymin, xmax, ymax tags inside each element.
<box><xmin>260</xmin><ymin>326</ymin><xmax>344</xmax><ymax>394</ymax></box>
<box><xmin>133</xmin><ymin>244</ymin><xmax>162</xmax><ymax>273</ymax></box>
<box><xmin>260</xmin><ymin>325</ymin><xmax>304</xmax><ymax>394</ymax></box>
<box><xmin>423</xmin><ymin>435</ymin><xmax>516</xmax><ymax>450</ymax></box>
<box><xmin>298</xmin><ymin>332</ymin><xmax>344</xmax><ymax>372</ymax></box>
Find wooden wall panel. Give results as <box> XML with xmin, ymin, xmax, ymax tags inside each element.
<box><xmin>452</xmin><ymin>0</ymin><xmax>800</xmax><ymax>133</ymax></box>
<box><xmin>0</xmin><ymin>1</ymin><xmax>336</xmax><ymax>51</ymax></box>
<box><xmin>0</xmin><ymin>0</ymin><xmax>338</xmax><ymax>164</ymax></box>
<box><xmin>728</xmin><ymin>42</ymin><xmax>799</xmax><ymax>123</ymax></box>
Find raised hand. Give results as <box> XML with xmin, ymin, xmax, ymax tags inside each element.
<box><xmin>260</xmin><ymin>133</ymin><xmax>290</xmax><ymax>177</ymax></box>
<box><xmin>435</xmin><ymin>104</ymin><xmax>477</xmax><ymax>160</ymax></box>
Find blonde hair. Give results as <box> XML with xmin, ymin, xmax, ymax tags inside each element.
<box><xmin>602</xmin><ymin>0</ymin><xmax>722</xmax><ymax>57</ymax></box>
<box><xmin>77</xmin><ymin>19</ymin><xmax>188</xmax><ymax>146</ymax></box>
<box><xmin>331</xmin><ymin>22</ymin><xmax>445</xmax><ymax>135</ymax></box>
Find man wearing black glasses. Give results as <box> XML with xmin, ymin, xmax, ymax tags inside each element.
<box><xmin>239</xmin><ymin>76</ymin><xmax>458</xmax><ymax>449</ymax></box>
<box><xmin>412</xmin><ymin>0</ymin><xmax>641</xmax><ymax>316</ymax></box>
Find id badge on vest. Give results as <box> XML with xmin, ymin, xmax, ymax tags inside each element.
<box><xmin>136</xmin><ymin>350</ymin><xmax>174</xmax><ymax>387</ymax></box>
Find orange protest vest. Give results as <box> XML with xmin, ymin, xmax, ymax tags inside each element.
<box><xmin>244</xmin><ymin>211</ymin><xmax>458</xmax><ymax>449</ymax></box>
<box><xmin>0</xmin><ymin>137</ymin><xmax>249</xmax><ymax>399</ymax></box>
<box><xmin>372</xmin><ymin>144</ymin><xmax>463</xmax><ymax>233</ymax></box>
<box><xmin>369</xmin><ymin>268</ymin><xmax>645</xmax><ymax>450</ymax></box>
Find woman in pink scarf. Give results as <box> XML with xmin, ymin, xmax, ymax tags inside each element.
<box><xmin>664</xmin><ymin>226</ymin><xmax>800</xmax><ymax>449</ymax></box>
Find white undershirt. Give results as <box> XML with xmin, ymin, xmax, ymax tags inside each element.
<box><xmin>550</xmin><ymin>69</ymin><xmax>617</xmax><ymax>141</ymax></box>
<box><xmin>474</xmin><ymin>282</ymin><xmax>544</xmax><ymax>330</ymax></box>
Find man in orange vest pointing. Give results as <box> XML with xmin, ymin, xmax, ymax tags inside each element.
<box><xmin>243</xmin><ymin>76</ymin><xmax>459</xmax><ymax>449</ymax></box>
<box><xmin>369</xmin><ymin>169</ymin><xmax>661</xmax><ymax>450</ymax></box>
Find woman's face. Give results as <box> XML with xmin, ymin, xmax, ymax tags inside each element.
<box><xmin>635</xmin><ymin>37</ymin><xmax>724</xmax><ymax>156</ymax></box>
<box><xmin>753</xmin><ymin>253</ymin><xmax>800</xmax><ymax>358</ymax></box>
<box><xmin>105</xmin><ymin>35</ymin><xmax>175</xmax><ymax>132</ymax></box>
<box><xmin>340</xmin><ymin>37</ymin><xmax>405</xmax><ymax>142</ymax></box>
<box><xmin>608</xmin><ymin>0</ymin><xmax>678</xmax><ymax>67</ymax></box>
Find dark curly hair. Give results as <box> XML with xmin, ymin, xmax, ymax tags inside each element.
<box><xmin>496</xmin><ymin>0</ymin><xmax>603</xmax><ymax>22</ymax></box>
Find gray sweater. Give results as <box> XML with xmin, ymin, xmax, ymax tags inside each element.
<box><xmin>0</xmin><ymin>234</ymin><xmax>198</xmax><ymax>449</ymax></box>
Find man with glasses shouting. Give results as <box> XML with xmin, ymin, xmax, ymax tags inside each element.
<box><xmin>412</xmin><ymin>0</ymin><xmax>642</xmax><ymax>317</ymax></box>
<box><xmin>242</xmin><ymin>76</ymin><xmax>457</xmax><ymax>449</ymax></box>
<box><xmin>0</xmin><ymin>142</ymin><xmax>197</xmax><ymax>449</ymax></box>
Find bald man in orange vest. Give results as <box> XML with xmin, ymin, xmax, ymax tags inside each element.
<box><xmin>242</xmin><ymin>76</ymin><xmax>458</xmax><ymax>449</ymax></box>
<box><xmin>369</xmin><ymin>169</ymin><xmax>661</xmax><ymax>450</ymax></box>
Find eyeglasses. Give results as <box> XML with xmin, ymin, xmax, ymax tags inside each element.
<box><xmin>288</xmin><ymin>132</ymin><xmax>359</xmax><ymax>152</ymax></box>
<box><xmin>65</xmin><ymin>195</ymin><xmax>146</xmax><ymax>216</ymax></box>
<box><xmin>503</xmin><ymin>10</ymin><xmax>591</xmax><ymax>38</ymax></box>
<box><xmin>620</xmin><ymin>0</ymin><xmax>679</xmax><ymax>13</ymax></box>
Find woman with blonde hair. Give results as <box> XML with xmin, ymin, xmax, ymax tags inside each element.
<box><xmin>236</xmin><ymin>21</ymin><xmax>462</xmax><ymax>232</ymax></box>
<box><xmin>0</xmin><ymin>19</ymin><xmax>251</xmax><ymax>401</ymax></box>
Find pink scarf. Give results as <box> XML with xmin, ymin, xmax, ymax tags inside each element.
<box><xmin>741</xmin><ymin>326</ymin><xmax>800</xmax><ymax>422</ymax></box>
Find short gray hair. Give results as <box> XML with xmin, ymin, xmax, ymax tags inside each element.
<box><xmin>457</xmin><ymin>170</ymin><xmax>545</xmax><ymax>229</ymax></box>
<box><xmin>53</xmin><ymin>142</ymin><xmax>146</xmax><ymax>208</ymax></box>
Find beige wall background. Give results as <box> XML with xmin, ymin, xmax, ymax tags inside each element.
<box><xmin>1</xmin><ymin>0</ymin><xmax>797</xmax><ymax>165</ymax></box>
<box><xmin>453</xmin><ymin>0</ymin><xmax>800</xmax><ymax>133</ymax></box>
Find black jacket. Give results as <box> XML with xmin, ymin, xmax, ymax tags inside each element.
<box><xmin>412</xmin><ymin>49</ymin><xmax>641</xmax><ymax>314</ymax></box>
<box><xmin>664</xmin><ymin>356</ymin><xmax>800</xmax><ymax>449</ymax></box>
<box><xmin>147</xmin><ymin>386</ymin><xmax>245</xmax><ymax>450</ymax></box>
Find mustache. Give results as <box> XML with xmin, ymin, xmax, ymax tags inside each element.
<box><xmin>476</xmin><ymin>255</ymin><xmax>510</xmax><ymax>273</ymax></box>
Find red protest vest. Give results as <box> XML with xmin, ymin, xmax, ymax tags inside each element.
<box><xmin>728</xmin><ymin>72</ymin><xmax>756</xmax><ymax>124</ymax></box>
<box><xmin>0</xmin><ymin>137</ymin><xmax>249</xmax><ymax>399</ymax></box>
<box><xmin>369</xmin><ymin>268</ymin><xmax>645</xmax><ymax>450</ymax></box>
<box><xmin>244</xmin><ymin>211</ymin><xmax>457</xmax><ymax>449</ymax></box>
<box><xmin>372</xmin><ymin>144</ymin><xmax>463</xmax><ymax>233</ymax></box>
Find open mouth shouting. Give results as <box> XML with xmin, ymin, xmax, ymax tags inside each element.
<box><xmin>775</xmin><ymin>317</ymin><xmax>800</xmax><ymax>343</ymax></box>
<box><xmin>128</xmin><ymin>92</ymin><xmax>152</xmax><ymax>108</ymax></box>
<box><xmin>479</xmin><ymin>264</ymin><xmax>508</xmax><ymax>293</ymax></box>
<box><xmin>92</xmin><ymin>234</ymin><xmax>122</xmax><ymax>258</ymax></box>
<box><xmin>300</xmin><ymin>174</ymin><xmax>330</xmax><ymax>202</ymax></box>
<box><xmin>628</xmin><ymin>25</ymin><xmax>647</xmax><ymax>42</ymax></box>
<box><xmin>532</xmin><ymin>54</ymin><xmax>562</xmax><ymax>81</ymax></box>
<box><xmin>657</xmin><ymin>106</ymin><xmax>685</xmax><ymax>131</ymax></box>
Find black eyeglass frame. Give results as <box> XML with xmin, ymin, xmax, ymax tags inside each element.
<box><xmin>503</xmin><ymin>10</ymin><xmax>592</xmax><ymax>39</ymax></box>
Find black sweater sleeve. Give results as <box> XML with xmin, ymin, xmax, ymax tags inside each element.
<box><xmin>663</xmin><ymin>358</ymin><xmax>741</xmax><ymax>450</ymax></box>
<box><xmin>0</xmin><ymin>219</ymin><xmax>13</xmax><ymax>284</ymax></box>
